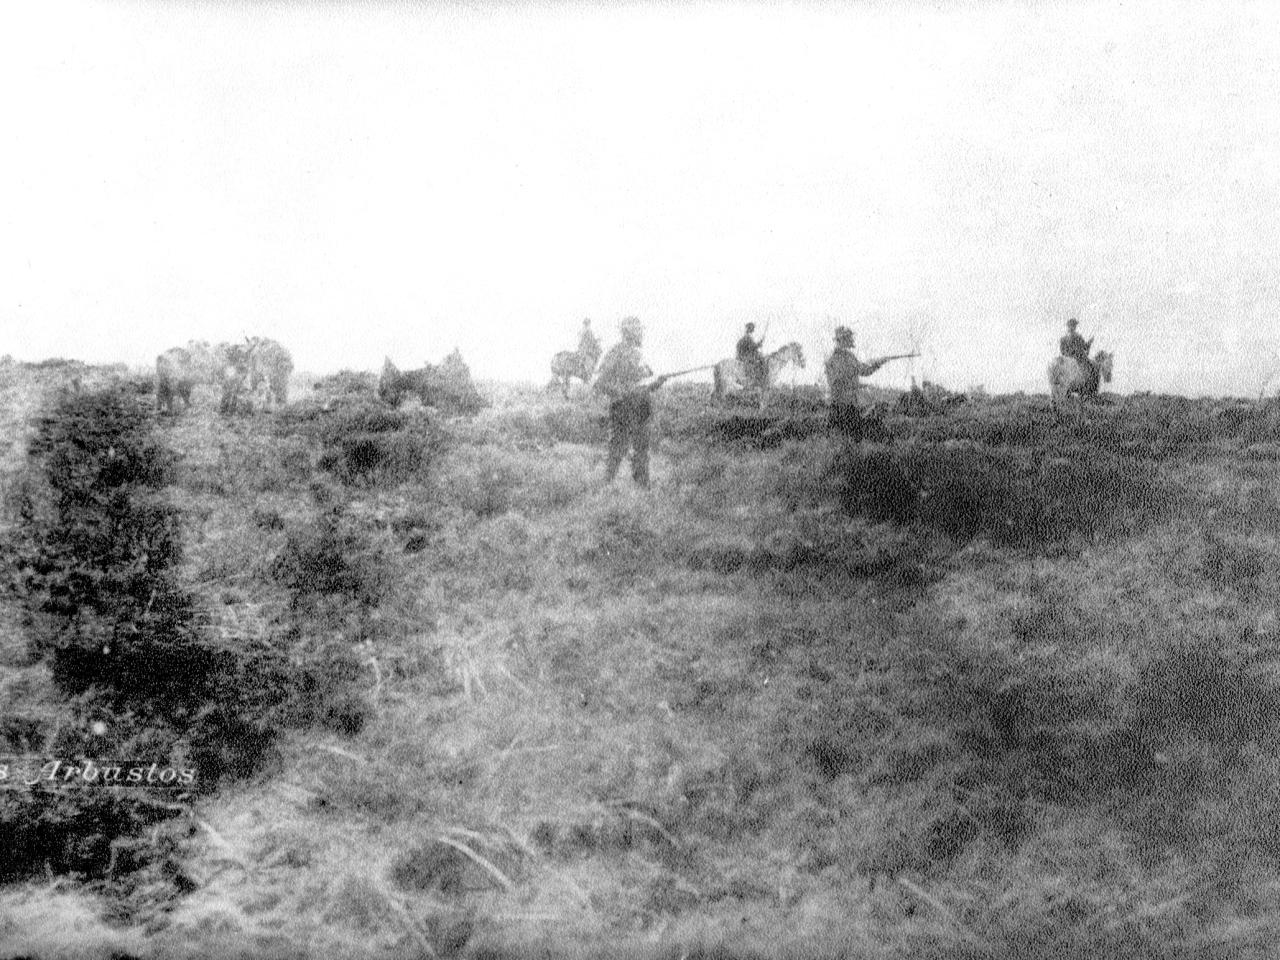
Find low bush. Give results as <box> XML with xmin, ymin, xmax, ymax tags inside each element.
<box><xmin>264</xmin><ymin>487</ymin><xmax>381</xmax><ymax>733</ymax></box>
<box><xmin>278</xmin><ymin>402</ymin><xmax>443</xmax><ymax>486</ymax></box>
<box><xmin>271</xmin><ymin>497</ymin><xmax>389</xmax><ymax>615</ymax></box>
<box><xmin>312</xmin><ymin>369</ymin><xmax>379</xmax><ymax>401</ymax></box>
<box><xmin>833</xmin><ymin>442</ymin><xmax>1164</xmax><ymax>547</ymax></box>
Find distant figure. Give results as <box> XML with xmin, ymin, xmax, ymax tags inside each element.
<box><xmin>593</xmin><ymin>316</ymin><xmax>668</xmax><ymax>487</ymax></box>
<box><xmin>824</xmin><ymin>327</ymin><xmax>890</xmax><ymax>440</ymax></box>
<box><xmin>735</xmin><ymin>323</ymin><xmax>766</xmax><ymax>390</ymax></box>
<box><xmin>1059</xmin><ymin>318</ymin><xmax>1093</xmax><ymax>366</ymax></box>
<box><xmin>549</xmin><ymin>318</ymin><xmax>603</xmax><ymax>398</ymax></box>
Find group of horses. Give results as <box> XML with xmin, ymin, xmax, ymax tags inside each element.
<box><xmin>551</xmin><ymin>332</ymin><xmax>1116</xmax><ymax>419</ymax></box>
<box><xmin>155</xmin><ymin>338</ymin><xmax>294</xmax><ymax>415</ymax></box>
<box><xmin>154</xmin><ymin>338</ymin><xmax>490</xmax><ymax>419</ymax></box>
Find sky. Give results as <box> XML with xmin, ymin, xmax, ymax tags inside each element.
<box><xmin>3</xmin><ymin>0</ymin><xmax>1280</xmax><ymax>396</ymax></box>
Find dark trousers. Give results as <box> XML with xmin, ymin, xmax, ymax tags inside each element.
<box><xmin>606</xmin><ymin>394</ymin><xmax>652</xmax><ymax>486</ymax></box>
<box><xmin>829</xmin><ymin>402</ymin><xmax>864</xmax><ymax>440</ymax></box>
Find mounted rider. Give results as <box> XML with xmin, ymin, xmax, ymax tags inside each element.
<box><xmin>1059</xmin><ymin>318</ymin><xmax>1099</xmax><ymax>393</ymax></box>
<box><xmin>735</xmin><ymin>323</ymin><xmax>767</xmax><ymax>391</ymax></box>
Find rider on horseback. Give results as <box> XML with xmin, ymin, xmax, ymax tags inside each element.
<box><xmin>735</xmin><ymin>323</ymin><xmax>767</xmax><ymax>391</ymax></box>
<box><xmin>1059</xmin><ymin>318</ymin><xmax>1098</xmax><ymax>393</ymax></box>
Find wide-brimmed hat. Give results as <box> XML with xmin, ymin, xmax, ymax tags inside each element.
<box><xmin>1067</xmin><ymin>318</ymin><xmax>1079</xmax><ymax>328</ymax></box>
<box><xmin>834</xmin><ymin>326</ymin><xmax>855</xmax><ymax>345</ymax></box>
<box><xmin>619</xmin><ymin>316</ymin><xmax>643</xmax><ymax>339</ymax></box>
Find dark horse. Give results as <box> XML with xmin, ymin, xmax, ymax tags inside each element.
<box><xmin>548</xmin><ymin>342</ymin><xmax>601</xmax><ymax>399</ymax></box>
<box><xmin>379</xmin><ymin>352</ymin><xmax>486</xmax><ymax>415</ymax></box>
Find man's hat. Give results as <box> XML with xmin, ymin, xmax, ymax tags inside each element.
<box><xmin>619</xmin><ymin>316</ymin><xmax>643</xmax><ymax>339</ymax></box>
<box><xmin>834</xmin><ymin>326</ymin><xmax>854</xmax><ymax>345</ymax></box>
<box><xmin>745</xmin><ymin>322</ymin><xmax>756</xmax><ymax>331</ymax></box>
<box><xmin>1067</xmin><ymin>318</ymin><xmax>1078</xmax><ymax>328</ymax></box>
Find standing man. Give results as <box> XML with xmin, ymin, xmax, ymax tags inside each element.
<box><xmin>735</xmin><ymin>322</ymin><xmax>766</xmax><ymax>391</ymax></box>
<box><xmin>825</xmin><ymin>326</ymin><xmax>890</xmax><ymax>440</ymax></box>
<box><xmin>594</xmin><ymin>316</ymin><xmax>668</xmax><ymax>487</ymax></box>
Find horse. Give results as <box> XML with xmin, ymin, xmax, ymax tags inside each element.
<box><xmin>1049</xmin><ymin>350</ymin><xmax>1113</xmax><ymax>420</ymax></box>
<box><xmin>155</xmin><ymin>341</ymin><xmax>221</xmax><ymax>415</ymax></box>
<box><xmin>548</xmin><ymin>344</ymin><xmax>601</xmax><ymax>398</ymax></box>
<box><xmin>216</xmin><ymin>337</ymin><xmax>294</xmax><ymax>414</ymax></box>
<box><xmin>380</xmin><ymin>353</ymin><xmax>486</xmax><ymax>415</ymax></box>
<box><xmin>712</xmin><ymin>341</ymin><xmax>806</xmax><ymax>404</ymax></box>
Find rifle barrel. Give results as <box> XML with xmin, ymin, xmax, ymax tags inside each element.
<box><xmin>660</xmin><ymin>364</ymin><xmax>717</xmax><ymax>378</ymax></box>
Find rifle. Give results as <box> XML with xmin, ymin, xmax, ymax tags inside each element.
<box><xmin>873</xmin><ymin>352</ymin><xmax>921</xmax><ymax>365</ymax></box>
<box><xmin>639</xmin><ymin>364</ymin><xmax>717</xmax><ymax>390</ymax></box>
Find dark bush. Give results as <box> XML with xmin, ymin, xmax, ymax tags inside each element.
<box><xmin>5</xmin><ymin>386</ymin><xmax>284</xmax><ymax>882</ymax></box>
<box><xmin>277</xmin><ymin>402</ymin><xmax>441</xmax><ymax>486</ymax></box>
<box><xmin>0</xmin><ymin>788</ymin><xmax>171</xmax><ymax>883</ymax></box>
<box><xmin>319</xmin><ymin>430</ymin><xmax>438</xmax><ymax>486</ymax></box>
<box><xmin>834</xmin><ymin>443</ymin><xmax>1164</xmax><ymax>547</ymax></box>
<box><xmin>1125</xmin><ymin>637</ymin><xmax>1280</xmax><ymax>759</ymax></box>
<box><xmin>20</xmin><ymin>388</ymin><xmax>223</xmax><ymax>709</ymax></box>
<box><xmin>264</xmin><ymin>490</ymin><xmax>378</xmax><ymax>733</ymax></box>
<box><xmin>271</xmin><ymin>507</ymin><xmax>388</xmax><ymax>612</ymax></box>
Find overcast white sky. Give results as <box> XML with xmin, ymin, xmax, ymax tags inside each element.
<box><xmin>3</xmin><ymin>0</ymin><xmax>1280</xmax><ymax>395</ymax></box>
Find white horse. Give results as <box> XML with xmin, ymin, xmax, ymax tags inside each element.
<box><xmin>712</xmin><ymin>342</ymin><xmax>806</xmax><ymax>404</ymax></box>
<box><xmin>1049</xmin><ymin>350</ymin><xmax>1113</xmax><ymax>419</ymax></box>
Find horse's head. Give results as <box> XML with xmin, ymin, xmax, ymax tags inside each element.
<box><xmin>770</xmin><ymin>341</ymin><xmax>805</xmax><ymax>369</ymax></box>
<box><xmin>1094</xmin><ymin>350</ymin><xmax>1114</xmax><ymax>383</ymax></box>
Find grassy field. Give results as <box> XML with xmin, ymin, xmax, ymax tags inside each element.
<box><xmin>4</xmin><ymin>362</ymin><xmax>1280</xmax><ymax>958</ymax></box>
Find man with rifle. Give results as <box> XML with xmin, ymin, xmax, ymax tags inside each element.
<box><xmin>824</xmin><ymin>326</ymin><xmax>916</xmax><ymax>440</ymax></box>
<box><xmin>594</xmin><ymin>316</ymin><xmax>670</xmax><ymax>488</ymax></box>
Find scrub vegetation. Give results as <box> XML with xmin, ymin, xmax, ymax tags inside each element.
<box><xmin>2</xmin><ymin>362</ymin><xmax>1279</xmax><ymax>958</ymax></box>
